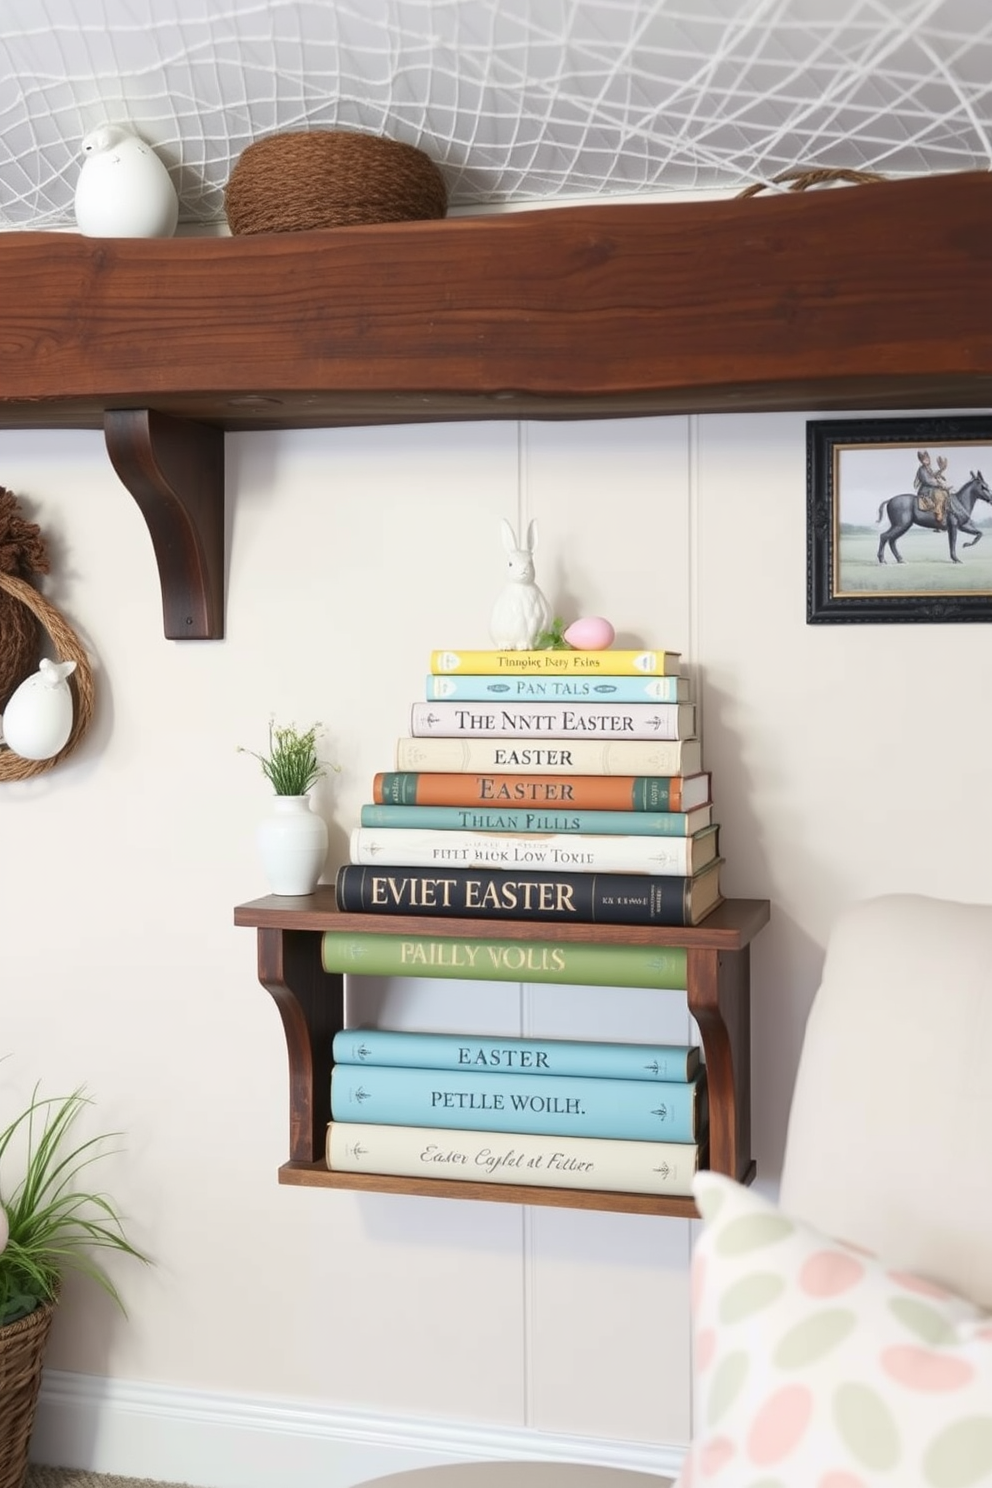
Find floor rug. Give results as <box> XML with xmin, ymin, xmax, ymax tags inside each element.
<box><xmin>25</xmin><ymin>1469</ymin><xmax>198</xmax><ymax>1488</ymax></box>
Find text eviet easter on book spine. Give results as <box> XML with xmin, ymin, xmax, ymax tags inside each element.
<box><xmin>334</xmin><ymin>858</ymin><xmax>723</xmax><ymax>926</ymax></box>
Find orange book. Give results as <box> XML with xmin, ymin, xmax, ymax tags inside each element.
<box><xmin>372</xmin><ymin>771</ymin><xmax>711</xmax><ymax>813</ymax></box>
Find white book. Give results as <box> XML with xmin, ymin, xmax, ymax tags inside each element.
<box><xmin>327</xmin><ymin>1121</ymin><xmax>702</xmax><ymax>1196</ymax></box>
<box><xmin>349</xmin><ymin>824</ymin><xmax>720</xmax><ymax>876</ymax></box>
<box><xmin>410</xmin><ymin>700</ymin><xmax>696</xmax><ymax>741</ymax></box>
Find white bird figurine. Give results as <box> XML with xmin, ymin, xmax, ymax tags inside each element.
<box><xmin>0</xmin><ymin>658</ymin><xmax>77</xmax><ymax>760</ymax></box>
<box><xmin>74</xmin><ymin>125</ymin><xmax>179</xmax><ymax>238</ymax></box>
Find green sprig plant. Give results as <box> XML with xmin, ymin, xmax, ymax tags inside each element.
<box><xmin>0</xmin><ymin>1081</ymin><xmax>148</xmax><ymax>1327</ymax></box>
<box><xmin>534</xmin><ymin>617</ymin><xmax>574</xmax><ymax>651</ymax></box>
<box><xmin>239</xmin><ymin>720</ymin><xmax>331</xmax><ymax>796</ymax></box>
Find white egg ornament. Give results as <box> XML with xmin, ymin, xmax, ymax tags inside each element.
<box><xmin>0</xmin><ymin>1202</ymin><xmax>8</xmax><ymax>1256</ymax></box>
<box><xmin>563</xmin><ymin>616</ymin><xmax>616</xmax><ymax>650</ymax></box>
<box><xmin>1</xmin><ymin>658</ymin><xmax>77</xmax><ymax>760</ymax></box>
<box><xmin>74</xmin><ymin>125</ymin><xmax>179</xmax><ymax>238</ymax></box>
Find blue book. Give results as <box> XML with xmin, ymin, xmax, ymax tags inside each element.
<box><xmin>358</xmin><ymin>803</ymin><xmax>712</xmax><ymax>836</ymax></box>
<box><xmin>426</xmin><ymin>674</ymin><xmax>690</xmax><ymax>703</ymax></box>
<box><xmin>333</xmin><ymin>1029</ymin><xmax>700</xmax><ymax>1083</ymax></box>
<box><xmin>330</xmin><ymin>1065</ymin><xmax>705</xmax><ymax>1142</ymax></box>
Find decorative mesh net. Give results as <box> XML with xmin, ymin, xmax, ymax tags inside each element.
<box><xmin>0</xmin><ymin>0</ymin><xmax>989</xmax><ymax>229</ymax></box>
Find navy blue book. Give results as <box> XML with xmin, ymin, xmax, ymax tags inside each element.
<box><xmin>334</xmin><ymin>859</ymin><xmax>722</xmax><ymax>926</ymax></box>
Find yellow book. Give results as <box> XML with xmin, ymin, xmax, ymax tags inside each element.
<box><xmin>430</xmin><ymin>648</ymin><xmax>682</xmax><ymax>677</ymax></box>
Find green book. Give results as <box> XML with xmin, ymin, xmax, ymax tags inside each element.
<box><xmin>321</xmin><ymin>929</ymin><xmax>687</xmax><ymax>989</ymax></box>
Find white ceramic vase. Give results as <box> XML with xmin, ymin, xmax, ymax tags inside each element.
<box><xmin>257</xmin><ymin>794</ymin><xmax>328</xmax><ymax>896</ymax></box>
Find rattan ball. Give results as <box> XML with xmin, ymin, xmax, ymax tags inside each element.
<box><xmin>0</xmin><ymin>485</ymin><xmax>50</xmax><ymax>710</ymax></box>
<box><xmin>225</xmin><ymin>130</ymin><xmax>448</xmax><ymax>235</ymax></box>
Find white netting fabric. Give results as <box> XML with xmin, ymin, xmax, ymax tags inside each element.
<box><xmin>0</xmin><ymin>0</ymin><xmax>990</xmax><ymax>229</ymax></box>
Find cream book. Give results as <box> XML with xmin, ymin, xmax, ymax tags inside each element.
<box><xmin>348</xmin><ymin>823</ymin><xmax>719</xmax><ymax>876</ymax></box>
<box><xmin>394</xmin><ymin>736</ymin><xmax>703</xmax><ymax>777</ymax></box>
<box><xmin>327</xmin><ymin>1121</ymin><xmax>702</xmax><ymax>1196</ymax></box>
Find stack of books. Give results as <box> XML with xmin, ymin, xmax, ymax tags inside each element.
<box><xmin>324</xmin><ymin>1023</ymin><xmax>707</xmax><ymax>1198</ymax></box>
<box><xmin>335</xmin><ymin>645</ymin><xmax>723</xmax><ymax>928</ymax></box>
<box><xmin>324</xmin><ymin>645</ymin><xmax>719</xmax><ymax>1195</ymax></box>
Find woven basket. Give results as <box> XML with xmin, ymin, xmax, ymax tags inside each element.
<box><xmin>0</xmin><ymin>1298</ymin><xmax>57</xmax><ymax>1488</ymax></box>
<box><xmin>225</xmin><ymin>130</ymin><xmax>448</xmax><ymax>235</ymax></box>
<box><xmin>737</xmin><ymin>166</ymin><xmax>886</xmax><ymax>198</ymax></box>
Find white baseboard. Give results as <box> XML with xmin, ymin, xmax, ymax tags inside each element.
<box><xmin>32</xmin><ymin>1370</ymin><xmax>684</xmax><ymax>1487</ymax></box>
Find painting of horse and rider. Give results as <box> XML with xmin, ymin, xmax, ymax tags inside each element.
<box><xmin>807</xmin><ymin>416</ymin><xmax>992</xmax><ymax>623</ymax></box>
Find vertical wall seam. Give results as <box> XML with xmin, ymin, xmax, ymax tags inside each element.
<box><xmin>686</xmin><ymin>410</ymin><xmax>700</xmax><ymax>1435</ymax></box>
<box><xmin>687</xmin><ymin>412</ymin><xmax>701</xmax><ymax>731</ymax></box>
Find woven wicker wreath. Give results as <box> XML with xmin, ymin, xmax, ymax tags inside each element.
<box><xmin>0</xmin><ymin>490</ymin><xmax>94</xmax><ymax>781</ymax></box>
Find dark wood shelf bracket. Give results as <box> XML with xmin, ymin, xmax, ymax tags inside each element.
<box><xmin>256</xmin><ymin>925</ymin><xmax>342</xmax><ymax>1165</ymax></box>
<box><xmin>104</xmin><ymin>408</ymin><xmax>225</xmax><ymax>639</ymax></box>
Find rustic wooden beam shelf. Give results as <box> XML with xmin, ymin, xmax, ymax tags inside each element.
<box><xmin>234</xmin><ymin>888</ymin><xmax>770</xmax><ymax>1217</ymax></box>
<box><xmin>3</xmin><ymin>170</ymin><xmax>989</xmax><ymax>637</ymax></box>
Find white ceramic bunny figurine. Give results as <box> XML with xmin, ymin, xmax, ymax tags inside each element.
<box><xmin>489</xmin><ymin>518</ymin><xmax>553</xmax><ymax>650</ymax></box>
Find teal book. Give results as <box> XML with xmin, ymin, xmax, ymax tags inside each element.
<box><xmin>359</xmin><ymin>803</ymin><xmax>713</xmax><ymax>837</ymax></box>
<box><xmin>426</xmin><ymin>674</ymin><xmax>691</xmax><ymax>703</ymax></box>
<box><xmin>332</xmin><ymin>1028</ymin><xmax>700</xmax><ymax>1082</ymax></box>
<box><xmin>330</xmin><ymin>1064</ymin><xmax>706</xmax><ymax>1142</ymax></box>
<box><xmin>321</xmin><ymin>929</ymin><xmax>687</xmax><ymax>989</ymax></box>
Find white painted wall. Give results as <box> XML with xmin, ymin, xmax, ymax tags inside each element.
<box><xmin>4</xmin><ymin>409</ymin><xmax>989</xmax><ymax>1479</ymax></box>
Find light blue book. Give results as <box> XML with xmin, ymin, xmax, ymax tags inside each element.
<box><xmin>426</xmin><ymin>673</ymin><xmax>689</xmax><ymax>703</ymax></box>
<box><xmin>330</xmin><ymin>1065</ymin><xmax>705</xmax><ymax>1142</ymax></box>
<box><xmin>359</xmin><ymin>803</ymin><xmax>712</xmax><ymax>836</ymax></box>
<box><xmin>333</xmin><ymin>1029</ymin><xmax>700</xmax><ymax>1083</ymax></box>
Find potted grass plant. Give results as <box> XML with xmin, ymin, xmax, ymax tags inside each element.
<box><xmin>0</xmin><ymin>1078</ymin><xmax>147</xmax><ymax>1488</ymax></box>
<box><xmin>240</xmin><ymin>720</ymin><xmax>334</xmax><ymax>896</ymax></box>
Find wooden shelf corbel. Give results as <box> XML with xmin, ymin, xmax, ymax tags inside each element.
<box><xmin>104</xmin><ymin>409</ymin><xmax>225</xmax><ymax>639</ymax></box>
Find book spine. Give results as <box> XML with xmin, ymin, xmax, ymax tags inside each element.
<box><xmin>327</xmin><ymin>1122</ymin><xmax>702</xmax><ymax>1196</ymax></box>
<box><xmin>334</xmin><ymin>863</ymin><xmax>717</xmax><ymax>926</ymax></box>
<box><xmin>410</xmin><ymin>701</ymin><xmax>695</xmax><ymax>741</ymax></box>
<box><xmin>321</xmin><ymin>931</ymin><xmax>688</xmax><ymax>992</ymax></box>
<box><xmin>348</xmin><ymin>825</ymin><xmax>717</xmax><ymax>876</ymax></box>
<box><xmin>430</xmin><ymin>649</ymin><xmax>681</xmax><ymax>677</ymax></box>
<box><xmin>426</xmin><ymin>674</ymin><xmax>689</xmax><ymax>703</ymax></box>
<box><xmin>394</xmin><ymin>737</ymin><xmax>701</xmax><ymax>777</ymax></box>
<box><xmin>331</xmin><ymin>1027</ymin><xmax>698</xmax><ymax>1081</ymax></box>
<box><xmin>359</xmin><ymin>804</ymin><xmax>709</xmax><ymax>836</ymax></box>
<box><xmin>329</xmin><ymin>1065</ymin><xmax>704</xmax><ymax>1141</ymax></box>
<box><xmin>372</xmin><ymin>772</ymin><xmax>708</xmax><ymax>812</ymax></box>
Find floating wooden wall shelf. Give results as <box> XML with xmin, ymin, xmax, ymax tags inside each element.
<box><xmin>234</xmin><ymin>888</ymin><xmax>771</xmax><ymax>1217</ymax></box>
<box><xmin>2</xmin><ymin>170</ymin><xmax>990</xmax><ymax>637</ymax></box>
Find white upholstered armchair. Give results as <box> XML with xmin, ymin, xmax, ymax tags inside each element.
<box><xmin>368</xmin><ymin>894</ymin><xmax>992</xmax><ymax>1488</ymax></box>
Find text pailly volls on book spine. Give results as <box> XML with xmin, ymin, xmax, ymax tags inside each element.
<box><xmin>322</xmin><ymin>930</ymin><xmax>689</xmax><ymax>990</ymax></box>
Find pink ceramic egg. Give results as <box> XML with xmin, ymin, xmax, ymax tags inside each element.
<box><xmin>563</xmin><ymin>616</ymin><xmax>616</xmax><ymax>650</ymax></box>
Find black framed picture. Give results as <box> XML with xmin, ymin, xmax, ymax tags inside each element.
<box><xmin>807</xmin><ymin>415</ymin><xmax>992</xmax><ymax>623</ymax></box>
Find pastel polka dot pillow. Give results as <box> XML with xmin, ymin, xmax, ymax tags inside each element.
<box><xmin>676</xmin><ymin>1171</ymin><xmax>992</xmax><ymax>1488</ymax></box>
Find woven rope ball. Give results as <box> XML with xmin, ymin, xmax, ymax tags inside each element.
<box><xmin>224</xmin><ymin>130</ymin><xmax>448</xmax><ymax>235</ymax></box>
<box><xmin>0</xmin><ymin>486</ymin><xmax>49</xmax><ymax>710</ymax></box>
